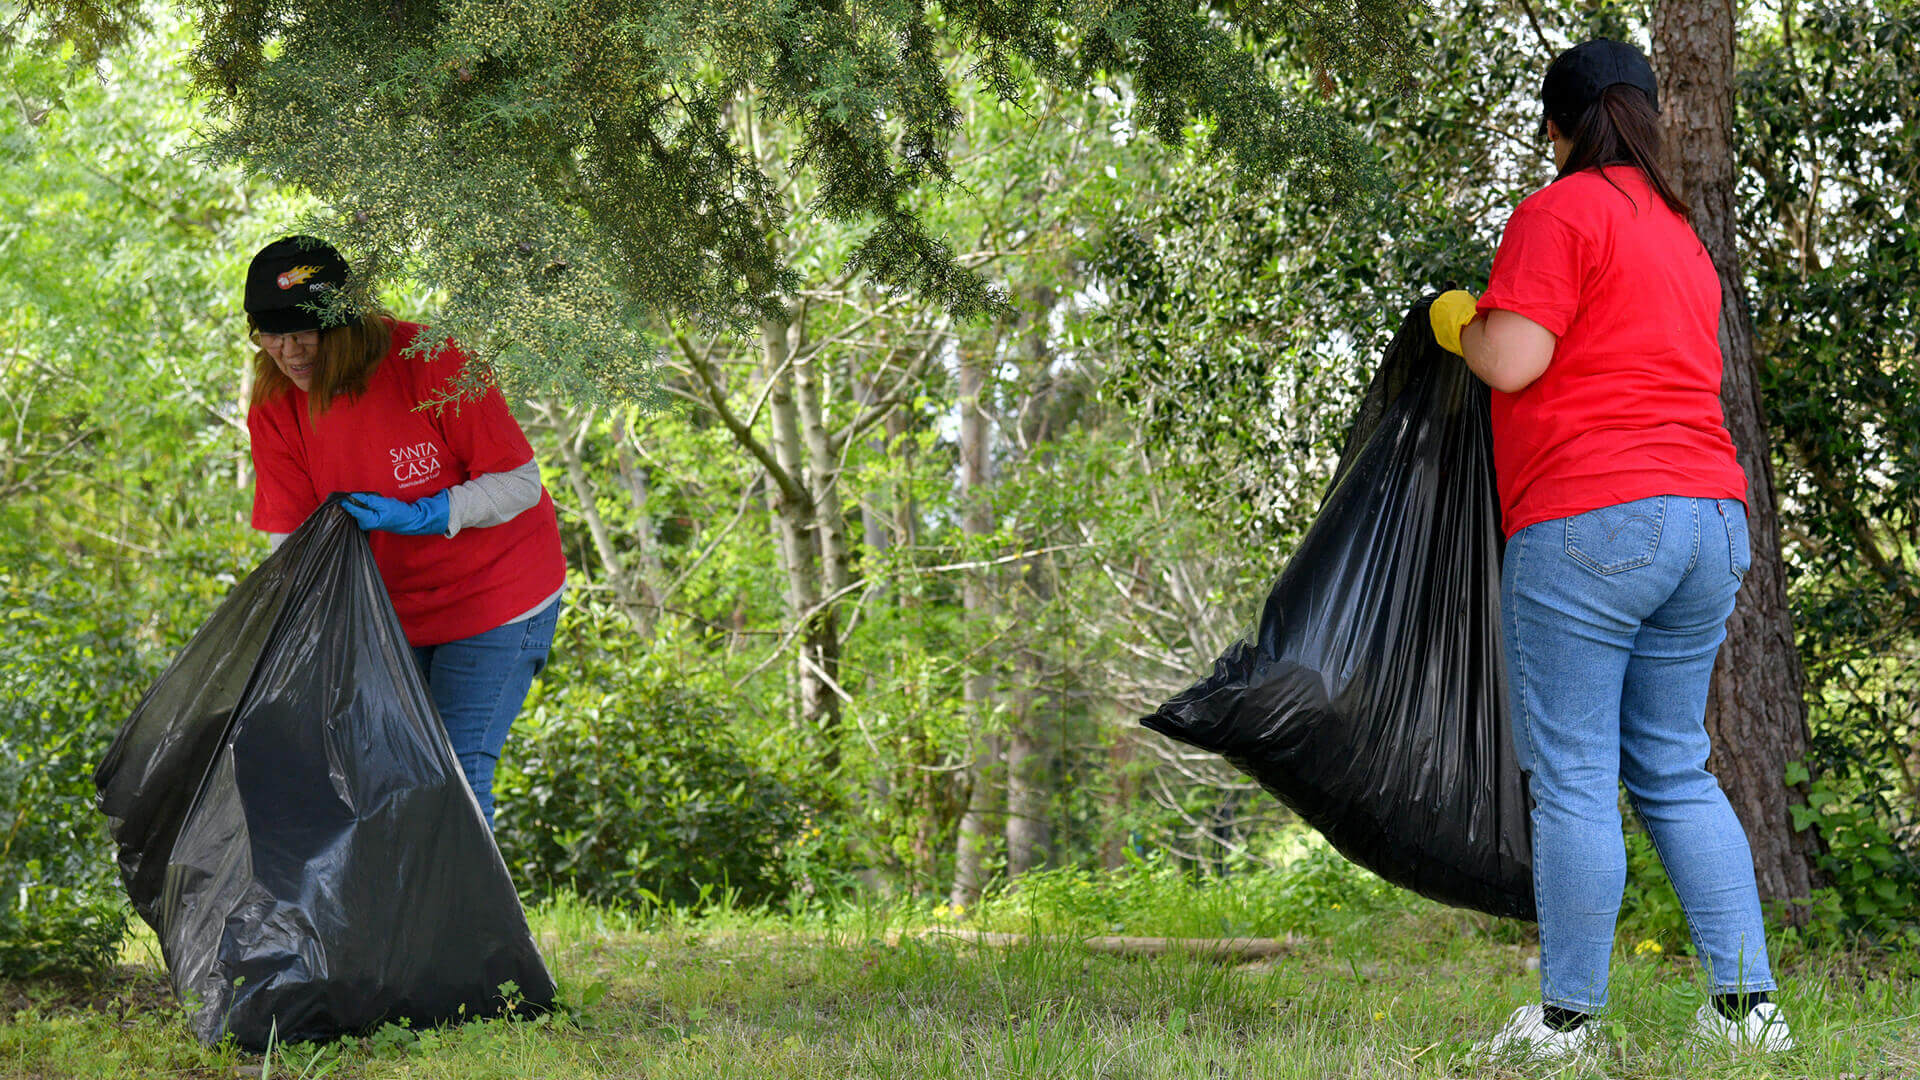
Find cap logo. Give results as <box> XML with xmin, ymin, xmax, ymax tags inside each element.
<box><xmin>277</xmin><ymin>265</ymin><xmax>322</xmax><ymax>290</ymax></box>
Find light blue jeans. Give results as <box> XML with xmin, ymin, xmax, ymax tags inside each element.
<box><xmin>1503</xmin><ymin>495</ymin><xmax>1776</xmax><ymax>1012</ymax></box>
<box><xmin>410</xmin><ymin>598</ymin><xmax>559</xmax><ymax>829</ymax></box>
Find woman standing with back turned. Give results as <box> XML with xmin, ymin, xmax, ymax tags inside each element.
<box><xmin>1429</xmin><ymin>40</ymin><xmax>1794</xmax><ymax>1063</ymax></box>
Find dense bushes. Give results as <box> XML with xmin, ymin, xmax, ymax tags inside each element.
<box><xmin>0</xmin><ymin>572</ymin><xmax>147</xmax><ymax>977</ymax></box>
<box><xmin>494</xmin><ymin>628</ymin><xmax>802</xmax><ymax>911</ymax></box>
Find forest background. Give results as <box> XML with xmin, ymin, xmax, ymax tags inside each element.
<box><xmin>1</xmin><ymin>0</ymin><xmax>1916</xmax><ymax>979</ymax></box>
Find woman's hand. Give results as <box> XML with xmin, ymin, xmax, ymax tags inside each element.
<box><xmin>342</xmin><ymin>491</ymin><xmax>451</xmax><ymax>536</ymax></box>
<box><xmin>1429</xmin><ymin>290</ymin><xmax>1481</xmax><ymax>356</ymax></box>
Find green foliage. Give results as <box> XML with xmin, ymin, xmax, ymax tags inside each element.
<box><xmin>0</xmin><ymin>13</ymin><xmax>287</xmax><ymax>974</ymax></box>
<box><xmin>1617</xmin><ymin>826</ymin><xmax>1688</xmax><ymax>955</ymax></box>
<box><xmin>1739</xmin><ymin>0</ymin><xmax>1920</xmax><ymax>936</ymax></box>
<box><xmin>0</xmin><ymin>0</ymin><xmax>149</xmax><ymax>72</ymax></box>
<box><xmin>116</xmin><ymin>0</ymin><xmax>1426</xmax><ymax>401</ymax></box>
<box><xmin>972</xmin><ymin>836</ymin><xmax>1401</xmax><ymax>938</ymax></box>
<box><xmin>0</xmin><ymin>566</ymin><xmax>148</xmax><ymax>977</ymax></box>
<box><xmin>494</xmin><ymin>603</ymin><xmax>803</xmax><ymax>910</ymax></box>
<box><xmin>1784</xmin><ymin>761</ymin><xmax>1920</xmax><ymax>944</ymax></box>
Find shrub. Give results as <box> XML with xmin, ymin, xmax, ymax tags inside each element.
<box><xmin>494</xmin><ymin>658</ymin><xmax>800</xmax><ymax>911</ymax></box>
<box><xmin>0</xmin><ymin>574</ymin><xmax>147</xmax><ymax>977</ymax></box>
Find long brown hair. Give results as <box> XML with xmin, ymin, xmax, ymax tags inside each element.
<box><xmin>1547</xmin><ymin>84</ymin><xmax>1691</xmax><ymax>220</ymax></box>
<box><xmin>250</xmin><ymin>311</ymin><xmax>394</xmax><ymax>419</ymax></box>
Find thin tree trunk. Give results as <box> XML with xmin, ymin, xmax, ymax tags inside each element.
<box><xmin>951</xmin><ymin>344</ymin><xmax>999</xmax><ymax>909</ymax></box>
<box><xmin>1103</xmin><ymin>725</ymin><xmax>1137</xmax><ymax>870</ymax></box>
<box><xmin>795</xmin><ymin>341</ymin><xmax>847</xmax><ymax>772</ymax></box>
<box><xmin>1005</xmin><ymin>674</ymin><xmax>1050</xmax><ymax>877</ymax></box>
<box><xmin>763</xmin><ymin>309</ymin><xmax>838</xmax><ymax>764</ymax></box>
<box><xmin>1652</xmin><ymin>0</ymin><xmax>1821</xmax><ymax>917</ymax></box>
<box><xmin>550</xmin><ymin>405</ymin><xmax>650</xmax><ymax>634</ymax></box>
<box><xmin>610</xmin><ymin>413</ymin><xmax>665</xmax><ymax>594</ymax></box>
<box><xmin>1005</xmin><ymin>286</ymin><xmax>1069</xmax><ymax>878</ymax></box>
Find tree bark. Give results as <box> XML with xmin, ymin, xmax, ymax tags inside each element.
<box><xmin>1652</xmin><ymin>0</ymin><xmax>1821</xmax><ymax>917</ymax></box>
<box><xmin>1005</xmin><ymin>288</ymin><xmax>1066</xmax><ymax>878</ymax></box>
<box><xmin>763</xmin><ymin>308</ymin><xmax>841</xmax><ymax>768</ymax></box>
<box><xmin>951</xmin><ymin>344</ymin><xmax>1000</xmax><ymax>909</ymax></box>
<box><xmin>546</xmin><ymin>404</ymin><xmax>650</xmax><ymax>634</ymax></box>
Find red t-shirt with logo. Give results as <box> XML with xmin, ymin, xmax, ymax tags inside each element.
<box><xmin>248</xmin><ymin>320</ymin><xmax>567</xmax><ymax>646</ymax></box>
<box><xmin>1476</xmin><ymin>165</ymin><xmax>1748</xmax><ymax>537</ymax></box>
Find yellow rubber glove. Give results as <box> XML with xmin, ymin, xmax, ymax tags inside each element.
<box><xmin>1429</xmin><ymin>290</ymin><xmax>1480</xmax><ymax>357</ymax></box>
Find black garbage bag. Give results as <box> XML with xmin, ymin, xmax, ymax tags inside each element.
<box><xmin>95</xmin><ymin>496</ymin><xmax>555</xmax><ymax>1047</ymax></box>
<box><xmin>1142</xmin><ymin>299</ymin><xmax>1535</xmax><ymax>920</ymax></box>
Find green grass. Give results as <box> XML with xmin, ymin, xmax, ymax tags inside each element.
<box><xmin>2</xmin><ymin>879</ymin><xmax>1915</xmax><ymax>1079</ymax></box>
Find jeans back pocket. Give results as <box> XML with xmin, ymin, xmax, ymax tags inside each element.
<box><xmin>1564</xmin><ymin>497</ymin><xmax>1666</xmax><ymax>575</ymax></box>
<box><xmin>1721</xmin><ymin>500</ymin><xmax>1751</xmax><ymax>582</ymax></box>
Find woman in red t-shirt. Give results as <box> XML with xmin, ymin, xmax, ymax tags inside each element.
<box><xmin>1429</xmin><ymin>42</ymin><xmax>1791</xmax><ymax>1061</ymax></box>
<box><xmin>243</xmin><ymin>236</ymin><xmax>566</xmax><ymax>830</ymax></box>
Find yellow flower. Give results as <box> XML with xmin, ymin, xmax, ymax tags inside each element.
<box><xmin>1634</xmin><ymin>939</ymin><xmax>1664</xmax><ymax>956</ymax></box>
<box><xmin>1373</xmin><ymin>1011</ymin><xmax>1386</xmax><ymax>1022</ymax></box>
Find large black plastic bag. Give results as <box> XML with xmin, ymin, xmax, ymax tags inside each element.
<box><xmin>95</xmin><ymin>497</ymin><xmax>555</xmax><ymax>1047</ymax></box>
<box><xmin>1142</xmin><ymin>300</ymin><xmax>1535</xmax><ymax>920</ymax></box>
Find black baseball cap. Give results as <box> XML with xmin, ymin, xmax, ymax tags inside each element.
<box><xmin>245</xmin><ymin>236</ymin><xmax>353</xmax><ymax>334</ymax></box>
<box><xmin>1541</xmin><ymin>40</ymin><xmax>1660</xmax><ymax>133</ymax></box>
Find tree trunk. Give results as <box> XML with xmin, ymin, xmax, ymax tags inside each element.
<box><xmin>1652</xmin><ymin>0</ymin><xmax>1821</xmax><ymax>917</ymax></box>
<box><xmin>1005</xmin><ymin>681</ymin><xmax>1051</xmax><ymax>877</ymax></box>
<box><xmin>610</xmin><ymin>413</ymin><xmax>665</xmax><ymax>604</ymax></box>
<box><xmin>795</xmin><ymin>342</ymin><xmax>848</xmax><ymax>773</ymax></box>
<box><xmin>549</xmin><ymin>404</ymin><xmax>650</xmax><ymax>634</ymax></box>
<box><xmin>763</xmin><ymin>309</ymin><xmax>840</xmax><ymax>768</ymax></box>
<box><xmin>951</xmin><ymin>344</ymin><xmax>999</xmax><ymax>909</ymax></box>
<box><xmin>1005</xmin><ymin>288</ymin><xmax>1065</xmax><ymax>878</ymax></box>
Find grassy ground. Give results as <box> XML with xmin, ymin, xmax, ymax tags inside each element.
<box><xmin>3</xmin><ymin>878</ymin><xmax>1915</xmax><ymax>1080</ymax></box>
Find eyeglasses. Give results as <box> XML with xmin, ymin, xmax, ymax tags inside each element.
<box><xmin>250</xmin><ymin>330</ymin><xmax>320</xmax><ymax>350</ymax></box>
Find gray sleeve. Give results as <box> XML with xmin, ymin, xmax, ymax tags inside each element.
<box><xmin>444</xmin><ymin>458</ymin><xmax>545</xmax><ymax>537</ymax></box>
<box><xmin>268</xmin><ymin>532</ymin><xmax>289</xmax><ymax>552</ymax></box>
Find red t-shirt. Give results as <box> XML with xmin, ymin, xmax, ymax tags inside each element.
<box><xmin>248</xmin><ymin>321</ymin><xmax>567</xmax><ymax>646</ymax></box>
<box><xmin>1477</xmin><ymin>165</ymin><xmax>1747</xmax><ymax>536</ymax></box>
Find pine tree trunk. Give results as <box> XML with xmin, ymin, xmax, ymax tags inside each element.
<box><xmin>951</xmin><ymin>345</ymin><xmax>999</xmax><ymax>909</ymax></box>
<box><xmin>1652</xmin><ymin>0</ymin><xmax>1821</xmax><ymax>918</ymax></box>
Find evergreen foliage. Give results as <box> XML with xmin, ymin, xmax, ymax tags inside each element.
<box><xmin>75</xmin><ymin>0</ymin><xmax>1419</xmax><ymax>401</ymax></box>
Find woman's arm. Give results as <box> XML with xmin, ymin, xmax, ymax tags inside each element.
<box><xmin>443</xmin><ymin>459</ymin><xmax>544</xmax><ymax>537</ymax></box>
<box><xmin>1460</xmin><ymin>309</ymin><xmax>1557</xmax><ymax>394</ymax></box>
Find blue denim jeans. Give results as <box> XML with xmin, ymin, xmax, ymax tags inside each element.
<box><xmin>1503</xmin><ymin>495</ymin><xmax>1775</xmax><ymax>1012</ymax></box>
<box><xmin>411</xmin><ymin>598</ymin><xmax>560</xmax><ymax>829</ymax></box>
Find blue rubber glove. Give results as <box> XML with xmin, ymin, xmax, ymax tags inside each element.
<box><xmin>342</xmin><ymin>491</ymin><xmax>451</xmax><ymax>536</ymax></box>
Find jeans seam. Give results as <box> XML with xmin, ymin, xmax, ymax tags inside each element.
<box><xmin>1511</xmin><ymin>530</ymin><xmax>1580</xmax><ymax>1008</ymax></box>
<box><xmin>1629</xmin><ymin>800</ymin><xmax>1713</xmax><ymax>972</ymax></box>
<box><xmin>1685</xmin><ymin>498</ymin><xmax>1700</xmax><ymax>576</ymax></box>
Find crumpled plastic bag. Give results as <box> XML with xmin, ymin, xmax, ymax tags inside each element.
<box><xmin>95</xmin><ymin>496</ymin><xmax>555</xmax><ymax>1047</ymax></box>
<box><xmin>1143</xmin><ymin>299</ymin><xmax>1535</xmax><ymax>920</ymax></box>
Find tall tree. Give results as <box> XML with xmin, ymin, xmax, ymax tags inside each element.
<box><xmin>950</xmin><ymin>339</ymin><xmax>999</xmax><ymax>908</ymax></box>
<box><xmin>1651</xmin><ymin>0</ymin><xmax>1821</xmax><ymax>913</ymax></box>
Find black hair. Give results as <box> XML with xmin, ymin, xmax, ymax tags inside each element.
<box><xmin>1542</xmin><ymin>84</ymin><xmax>1690</xmax><ymax>220</ymax></box>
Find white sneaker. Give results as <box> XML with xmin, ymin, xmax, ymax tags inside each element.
<box><xmin>1690</xmin><ymin>1001</ymin><xmax>1794</xmax><ymax>1052</ymax></box>
<box><xmin>1474</xmin><ymin>1004</ymin><xmax>1602</xmax><ymax>1070</ymax></box>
